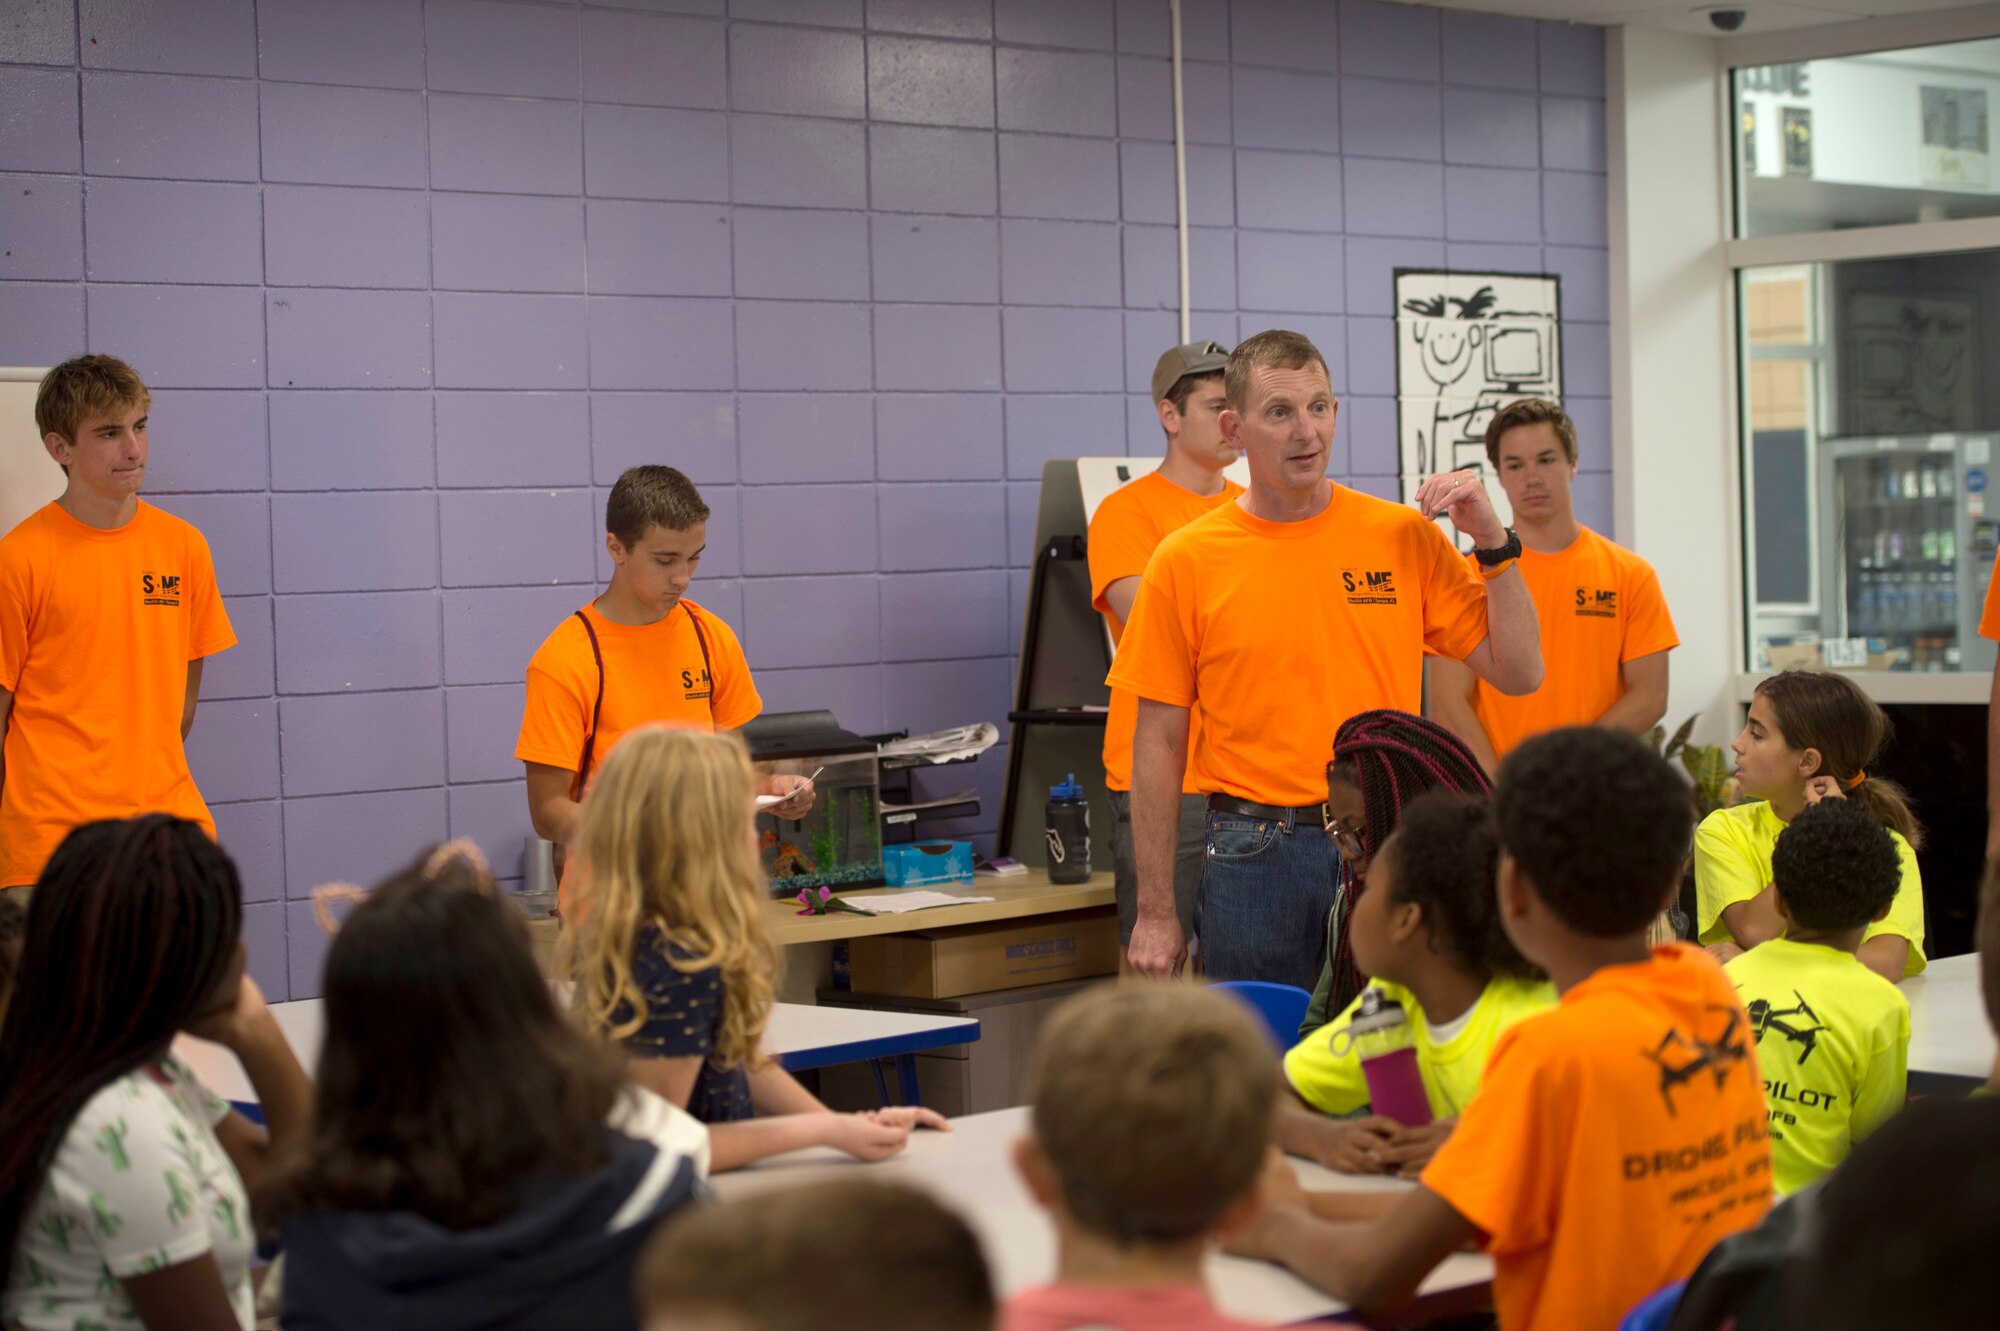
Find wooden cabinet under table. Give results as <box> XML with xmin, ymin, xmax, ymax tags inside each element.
<box><xmin>762</xmin><ymin>869</ymin><xmax>1115</xmax><ymax>1009</ymax></box>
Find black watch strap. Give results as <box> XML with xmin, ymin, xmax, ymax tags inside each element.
<box><xmin>1472</xmin><ymin>528</ymin><xmax>1522</xmax><ymax>567</ymax></box>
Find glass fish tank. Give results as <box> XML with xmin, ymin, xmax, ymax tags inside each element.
<box><xmin>747</xmin><ymin>713</ymin><xmax>883</xmax><ymax>895</ymax></box>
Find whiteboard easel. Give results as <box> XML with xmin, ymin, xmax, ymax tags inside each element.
<box><xmin>0</xmin><ymin>368</ymin><xmax>60</xmax><ymax>538</ymax></box>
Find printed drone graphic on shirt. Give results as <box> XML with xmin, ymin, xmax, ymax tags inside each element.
<box><xmin>1747</xmin><ymin>991</ymin><xmax>1828</xmax><ymax>1066</ymax></box>
<box><xmin>1643</xmin><ymin>1004</ymin><xmax>1752</xmax><ymax>1119</ymax></box>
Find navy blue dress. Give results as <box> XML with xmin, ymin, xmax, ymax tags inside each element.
<box><xmin>618</xmin><ymin>925</ymin><xmax>755</xmax><ymax>1123</ymax></box>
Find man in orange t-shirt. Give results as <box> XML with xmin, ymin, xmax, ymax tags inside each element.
<box><xmin>1430</xmin><ymin>399</ymin><xmax>1677</xmax><ymax>772</ymax></box>
<box><xmin>1107</xmin><ymin>330</ymin><xmax>1543</xmax><ymax>989</ymax></box>
<box><xmin>517</xmin><ymin>466</ymin><xmax>811</xmax><ymax>879</ymax></box>
<box><xmin>1224</xmin><ymin>728</ymin><xmax>1772</xmax><ymax>1331</ymax></box>
<box><xmin>0</xmin><ymin>356</ymin><xmax>237</xmax><ymax>890</ymax></box>
<box><xmin>1091</xmin><ymin>340</ymin><xmax>1244</xmax><ymax>957</ymax></box>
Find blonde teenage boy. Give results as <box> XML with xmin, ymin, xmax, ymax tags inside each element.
<box><xmin>1003</xmin><ymin>984</ymin><xmax>1346</xmax><ymax>1331</ymax></box>
<box><xmin>0</xmin><ymin>356</ymin><xmax>236</xmax><ymax>890</ymax></box>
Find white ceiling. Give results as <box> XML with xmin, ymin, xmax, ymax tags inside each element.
<box><xmin>1412</xmin><ymin>0</ymin><xmax>2000</xmax><ymax>38</ymax></box>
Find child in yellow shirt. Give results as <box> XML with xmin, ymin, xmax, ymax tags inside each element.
<box><xmin>1725</xmin><ymin>799</ymin><xmax>1909</xmax><ymax>1194</ymax></box>
<box><xmin>1697</xmin><ymin>670</ymin><xmax>1925</xmax><ymax>982</ymax></box>
<box><xmin>1278</xmin><ymin>791</ymin><xmax>1553</xmax><ymax>1177</ymax></box>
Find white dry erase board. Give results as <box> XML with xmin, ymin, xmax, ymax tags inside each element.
<box><xmin>0</xmin><ymin>368</ymin><xmax>59</xmax><ymax>539</ymax></box>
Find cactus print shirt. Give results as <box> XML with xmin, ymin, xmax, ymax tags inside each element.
<box><xmin>2</xmin><ymin>1052</ymin><xmax>254</xmax><ymax>1331</ymax></box>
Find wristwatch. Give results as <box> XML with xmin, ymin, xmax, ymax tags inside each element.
<box><xmin>1471</xmin><ymin>528</ymin><xmax>1523</xmax><ymax>567</ymax></box>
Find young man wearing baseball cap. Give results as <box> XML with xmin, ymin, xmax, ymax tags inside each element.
<box><xmin>1089</xmin><ymin>342</ymin><xmax>1244</xmax><ymax>966</ymax></box>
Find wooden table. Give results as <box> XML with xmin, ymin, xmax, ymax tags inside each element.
<box><xmin>766</xmin><ymin>870</ymin><xmax>1113</xmax><ymax>946</ymax></box>
<box><xmin>176</xmin><ymin>999</ymin><xmax>981</xmax><ymax>1108</ymax></box>
<box><xmin>712</xmin><ymin>1105</ymin><xmax>1494</xmax><ymax>1325</ymax></box>
<box><xmin>1904</xmin><ymin>952</ymin><xmax>1995</xmax><ymax>1084</ymax></box>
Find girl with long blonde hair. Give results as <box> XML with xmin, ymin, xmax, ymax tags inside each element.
<box><xmin>564</xmin><ymin>725</ymin><xmax>946</xmax><ymax>1171</ymax></box>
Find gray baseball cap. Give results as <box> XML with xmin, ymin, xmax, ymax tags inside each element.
<box><xmin>1150</xmin><ymin>339</ymin><xmax>1230</xmax><ymax>403</ymax></box>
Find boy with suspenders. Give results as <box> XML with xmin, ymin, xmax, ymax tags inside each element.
<box><xmin>516</xmin><ymin>467</ymin><xmax>813</xmax><ymax>887</ymax></box>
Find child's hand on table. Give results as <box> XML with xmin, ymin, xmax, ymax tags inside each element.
<box><xmin>824</xmin><ymin>1112</ymin><xmax>917</xmax><ymax>1162</ymax></box>
<box><xmin>1320</xmin><ymin>1115</ymin><xmax>1400</xmax><ymax>1175</ymax></box>
<box><xmin>1377</xmin><ymin>1117</ymin><xmax>1456</xmax><ymax>1178</ymax></box>
<box><xmin>863</xmin><ymin>1106</ymin><xmax>951</xmax><ymax>1133</ymax></box>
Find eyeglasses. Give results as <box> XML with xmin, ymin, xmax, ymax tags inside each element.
<box><xmin>1322</xmin><ymin>813</ymin><xmax>1365</xmax><ymax>862</ymax></box>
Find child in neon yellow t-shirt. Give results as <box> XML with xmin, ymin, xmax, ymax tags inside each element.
<box><xmin>1725</xmin><ymin>799</ymin><xmax>1909</xmax><ymax>1195</ymax></box>
<box><xmin>1697</xmin><ymin>670</ymin><xmax>1926</xmax><ymax>982</ymax></box>
<box><xmin>1277</xmin><ymin>791</ymin><xmax>1555</xmax><ymax>1177</ymax></box>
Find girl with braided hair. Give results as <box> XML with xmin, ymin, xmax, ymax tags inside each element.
<box><xmin>0</xmin><ymin>815</ymin><xmax>310</xmax><ymax>1331</ymax></box>
<box><xmin>1302</xmin><ymin>709</ymin><xmax>1494</xmax><ymax>1034</ymax></box>
<box><xmin>1276</xmin><ymin>791</ymin><xmax>1554</xmax><ymax>1177</ymax></box>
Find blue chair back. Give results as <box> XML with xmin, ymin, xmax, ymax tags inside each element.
<box><xmin>1213</xmin><ymin>980</ymin><xmax>1312</xmax><ymax>1053</ymax></box>
<box><xmin>1617</xmin><ymin>1280</ymin><xmax>1686</xmax><ymax>1331</ymax></box>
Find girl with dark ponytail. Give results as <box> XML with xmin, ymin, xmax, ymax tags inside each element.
<box><xmin>0</xmin><ymin>815</ymin><xmax>310</xmax><ymax>1331</ymax></box>
<box><xmin>1698</xmin><ymin>669</ymin><xmax>1928</xmax><ymax>983</ymax></box>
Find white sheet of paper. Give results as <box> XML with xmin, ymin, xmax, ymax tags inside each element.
<box><xmin>754</xmin><ymin>793</ymin><xmax>787</xmax><ymax>809</ymax></box>
<box><xmin>839</xmin><ymin>891</ymin><xmax>994</xmax><ymax>914</ymax></box>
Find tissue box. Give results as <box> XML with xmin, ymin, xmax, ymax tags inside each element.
<box><xmin>882</xmin><ymin>841</ymin><xmax>974</xmax><ymax>887</ymax></box>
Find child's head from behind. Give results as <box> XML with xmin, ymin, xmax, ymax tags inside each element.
<box><xmin>1019</xmin><ymin>983</ymin><xmax>1276</xmax><ymax>1249</ymax></box>
<box><xmin>576</xmin><ymin>724</ymin><xmax>764</xmax><ymax>922</ymax></box>
<box><xmin>637</xmin><ymin>1178</ymin><xmax>994</xmax><ymax>1331</ymax></box>
<box><xmin>1769</xmin><ymin>800</ymin><xmax>1899</xmax><ymax>937</ymax></box>
<box><xmin>8</xmin><ymin>815</ymin><xmax>244</xmax><ymax>1049</ymax></box>
<box><xmin>0</xmin><ymin>817</ymin><xmax>243</xmax><ymax>1263</ymax></box>
<box><xmin>1791</xmin><ymin>1095</ymin><xmax>2000</xmax><ymax>1331</ymax></box>
<box><xmin>1351</xmin><ymin>791</ymin><xmax>1539</xmax><ymax>989</ymax></box>
<box><xmin>1494</xmin><ymin>728</ymin><xmax>1691</xmax><ymax>953</ymax></box>
<box><xmin>260</xmin><ymin>843</ymin><xmax>623</xmax><ymax>1232</ymax></box>
<box><xmin>1741</xmin><ymin>670</ymin><xmax>1922</xmax><ymax>848</ymax></box>
<box><xmin>1326</xmin><ymin>710</ymin><xmax>1492</xmax><ymax>875</ymax></box>
<box><xmin>568</xmin><ymin>725</ymin><xmax>775</xmax><ymax>1067</ymax></box>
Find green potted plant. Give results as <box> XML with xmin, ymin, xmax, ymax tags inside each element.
<box><xmin>1645</xmin><ymin>715</ymin><xmax>1740</xmax><ymax>938</ymax></box>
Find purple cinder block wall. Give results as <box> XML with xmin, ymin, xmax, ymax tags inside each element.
<box><xmin>0</xmin><ymin>0</ymin><xmax>1609</xmax><ymax>999</ymax></box>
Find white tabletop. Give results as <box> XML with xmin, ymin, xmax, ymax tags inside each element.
<box><xmin>175</xmin><ymin>999</ymin><xmax>979</xmax><ymax>1104</ymax></box>
<box><xmin>711</xmin><ymin>1105</ymin><xmax>1493</xmax><ymax>1324</ymax></box>
<box><xmin>1904</xmin><ymin>953</ymin><xmax>1995</xmax><ymax>1080</ymax></box>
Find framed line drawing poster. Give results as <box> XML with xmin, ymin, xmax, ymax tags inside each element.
<box><xmin>1392</xmin><ymin>269</ymin><xmax>1563</xmax><ymax>539</ymax></box>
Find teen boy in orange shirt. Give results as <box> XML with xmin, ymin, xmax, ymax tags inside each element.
<box><xmin>1430</xmin><ymin>399</ymin><xmax>1676</xmax><ymax>773</ymax></box>
<box><xmin>1226</xmin><ymin>728</ymin><xmax>1773</xmax><ymax>1331</ymax></box>
<box><xmin>1109</xmin><ymin>329</ymin><xmax>1543</xmax><ymax>989</ymax></box>
<box><xmin>516</xmin><ymin>466</ymin><xmax>811</xmax><ymax>881</ymax></box>
<box><xmin>0</xmin><ymin>355</ymin><xmax>237</xmax><ymax>890</ymax></box>
<box><xmin>1090</xmin><ymin>341</ymin><xmax>1244</xmax><ymax>961</ymax></box>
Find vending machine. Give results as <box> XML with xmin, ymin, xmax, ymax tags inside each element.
<box><xmin>1821</xmin><ymin>434</ymin><xmax>2000</xmax><ymax>673</ymax></box>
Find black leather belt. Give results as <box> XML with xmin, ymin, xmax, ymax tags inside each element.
<box><xmin>1207</xmin><ymin>794</ymin><xmax>1330</xmax><ymax>829</ymax></box>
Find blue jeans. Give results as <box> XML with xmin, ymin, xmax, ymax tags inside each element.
<box><xmin>1196</xmin><ymin>809</ymin><xmax>1340</xmax><ymax>992</ymax></box>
